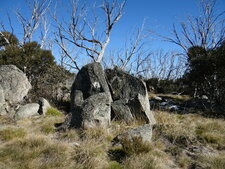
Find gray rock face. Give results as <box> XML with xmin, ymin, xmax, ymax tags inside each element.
<box><xmin>38</xmin><ymin>97</ymin><xmax>51</xmax><ymax>115</ymax></box>
<box><xmin>15</xmin><ymin>103</ymin><xmax>40</xmax><ymax>120</ymax></box>
<box><xmin>105</xmin><ymin>68</ymin><xmax>156</xmax><ymax>125</ymax></box>
<box><xmin>0</xmin><ymin>65</ymin><xmax>31</xmax><ymax>114</ymax></box>
<box><xmin>112</xmin><ymin>124</ymin><xmax>153</xmax><ymax>146</ymax></box>
<box><xmin>70</xmin><ymin>62</ymin><xmax>112</xmax><ymax>129</ymax></box>
<box><xmin>0</xmin><ymin>85</ymin><xmax>6</xmax><ymax>115</ymax></box>
<box><xmin>111</xmin><ymin>100</ymin><xmax>133</xmax><ymax>124</ymax></box>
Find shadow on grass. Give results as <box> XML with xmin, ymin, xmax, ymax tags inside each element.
<box><xmin>108</xmin><ymin>149</ymin><xmax>128</xmax><ymax>163</ymax></box>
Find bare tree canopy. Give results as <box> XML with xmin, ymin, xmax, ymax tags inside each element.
<box><xmin>54</xmin><ymin>0</ymin><xmax>126</xmax><ymax>70</ymax></box>
<box><xmin>150</xmin><ymin>0</ymin><xmax>225</xmax><ymax>54</ymax></box>
<box><xmin>16</xmin><ymin>0</ymin><xmax>52</xmax><ymax>45</ymax></box>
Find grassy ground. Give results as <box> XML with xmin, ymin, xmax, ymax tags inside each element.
<box><xmin>0</xmin><ymin>106</ymin><xmax>225</xmax><ymax>169</ymax></box>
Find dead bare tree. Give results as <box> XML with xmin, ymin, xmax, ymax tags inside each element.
<box><xmin>16</xmin><ymin>0</ymin><xmax>52</xmax><ymax>44</ymax></box>
<box><xmin>150</xmin><ymin>0</ymin><xmax>225</xmax><ymax>54</ymax></box>
<box><xmin>54</xmin><ymin>0</ymin><xmax>126</xmax><ymax>70</ymax></box>
<box><xmin>39</xmin><ymin>16</ymin><xmax>51</xmax><ymax>49</ymax></box>
<box><xmin>145</xmin><ymin>50</ymin><xmax>185</xmax><ymax>79</ymax></box>
<box><xmin>103</xmin><ymin>22</ymin><xmax>153</xmax><ymax>76</ymax></box>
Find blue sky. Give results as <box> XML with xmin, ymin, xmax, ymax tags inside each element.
<box><xmin>0</xmin><ymin>0</ymin><xmax>225</xmax><ymax>63</ymax></box>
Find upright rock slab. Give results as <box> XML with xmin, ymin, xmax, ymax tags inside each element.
<box><xmin>38</xmin><ymin>97</ymin><xmax>51</xmax><ymax>115</ymax></box>
<box><xmin>0</xmin><ymin>65</ymin><xmax>31</xmax><ymax>115</ymax></box>
<box><xmin>105</xmin><ymin>67</ymin><xmax>156</xmax><ymax>125</ymax></box>
<box><xmin>70</xmin><ymin>62</ymin><xmax>112</xmax><ymax>129</ymax></box>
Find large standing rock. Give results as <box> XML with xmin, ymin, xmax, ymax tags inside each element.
<box><xmin>15</xmin><ymin>103</ymin><xmax>40</xmax><ymax>120</ymax></box>
<box><xmin>69</xmin><ymin>62</ymin><xmax>112</xmax><ymax>129</ymax></box>
<box><xmin>0</xmin><ymin>65</ymin><xmax>31</xmax><ymax>115</ymax></box>
<box><xmin>105</xmin><ymin>67</ymin><xmax>156</xmax><ymax>125</ymax></box>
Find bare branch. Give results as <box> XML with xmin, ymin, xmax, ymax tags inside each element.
<box><xmin>54</xmin><ymin>0</ymin><xmax>126</xmax><ymax>70</ymax></box>
<box><xmin>149</xmin><ymin>0</ymin><xmax>225</xmax><ymax>52</ymax></box>
<box><xmin>16</xmin><ymin>0</ymin><xmax>52</xmax><ymax>44</ymax></box>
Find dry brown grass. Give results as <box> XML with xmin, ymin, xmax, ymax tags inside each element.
<box><xmin>0</xmin><ymin>107</ymin><xmax>224</xmax><ymax>169</ymax></box>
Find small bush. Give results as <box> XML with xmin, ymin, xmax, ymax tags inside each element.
<box><xmin>74</xmin><ymin>139</ymin><xmax>109</xmax><ymax>169</ymax></box>
<box><xmin>121</xmin><ymin>136</ymin><xmax>153</xmax><ymax>155</ymax></box>
<box><xmin>0</xmin><ymin>127</ymin><xmax>26</xmax><ymax>141</ymax></box>
<box><xmin>46</xmin><ymin>107</ymin><xmax>62</xmax><ymax>116</ymax></box>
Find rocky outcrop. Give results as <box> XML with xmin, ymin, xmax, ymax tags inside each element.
<box><xmin>105</xmin><ymin>68</ymin><xmax>156</xmax><ymax>125</ymax></box>
<box><xmin>0</xmin><ymin>65</ymin><xmax>31</xmax><ymax>115</ymax></box>
<box><xmin>112</xmin><ymin>124</ymin><xmax>153</xmax><ymax>146</ymax></box>
<box><xmin>69</xmin><ymin>62</ymin><xmax>112</xmax><ymax>129</ymax></box>
<box><xmin>15</xmin><ymin>103</ymin><xmax>40</xmax><ymax>120</ymax></box>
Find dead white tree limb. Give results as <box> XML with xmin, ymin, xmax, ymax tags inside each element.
<box><xmin>103</xmin><ymin>21</ymin><xmax>151</xmax><ymax>76</ymax></box>
<box><xmin>54</xmin><ymin>0</ymin><xmax>126</xmax><ymax>70</ymax></box>
<box><xmin>16</xmin><ymin>0</ymin><xmax>52</xmax><ymax>44</ymax></box>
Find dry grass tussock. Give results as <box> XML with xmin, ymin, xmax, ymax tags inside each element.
<box><xmin>0</xmin><ymin>107</ymin><xmax>224</xmax><ymax>169</ymax></box>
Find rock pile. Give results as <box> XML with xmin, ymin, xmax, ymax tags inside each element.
<box><xmin>0</xmin><ymin>65</ymin><xmax>51</xmax><ymax>119</ymax></box>
<box><xmin>0</xmin><ymin>63</ymin><xmax>156</xmax><ymax>145</ymax></box>
<box><xmin>64</xmin><ymin>62</ymin><xmax>156</xmax><ymax>144</ymax></box>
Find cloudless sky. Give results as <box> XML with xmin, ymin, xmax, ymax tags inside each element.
<box><xmin>0</xmin><ymin>0</ymin><xmax>225</xmax><ymax>62</ymax></box>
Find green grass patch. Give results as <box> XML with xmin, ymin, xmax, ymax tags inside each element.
<box><xmin>46</xmin><ymin>107</ymin><xmax>63</xmax><ymax>116</ymax></box>
<box><xmin>107</xmin><ymin>161</ymin><xmax>124</xmax><ymax>169</ymax></box>
<box><xmin>41</xmin><ymin>124</ymin><xmax>55</xmax><ymax>134</ymax></box>
<box><xmin>0</xmin><ymin>127</ymin><xmax>26</xmax><ymax>141</ymax></box>
<box><xmin>0</xmin><ymin>136</ymin><xmax>73</xmax><ymax>169</ymax></box>
<box><xmin>196</xmin><ymin>121</ymin><xmax>225</xmax><ymax>146</ymax></box>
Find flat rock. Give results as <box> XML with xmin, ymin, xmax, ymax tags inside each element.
<box><xmin>15</xmin><ymin>103</ymin><xmax>40</xmax><ymax>120</ymax></box>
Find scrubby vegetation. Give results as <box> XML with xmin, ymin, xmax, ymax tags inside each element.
<box><xmin>0</xmin><ymin>105</ymin><xmax>224</xmax><ymax>169</ymax></box>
